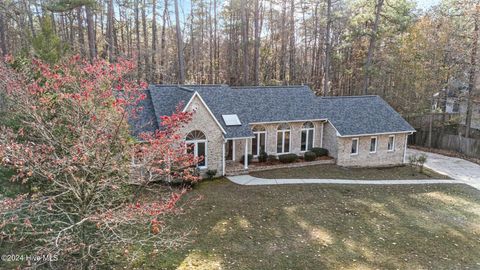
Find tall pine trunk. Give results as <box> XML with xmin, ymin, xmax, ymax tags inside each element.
<box><xmin>135</xmin><ymin>0</ymin><xmax>142</xmax><ymax>80</ymax></box>
<box><xmin>279</xmin><ymin>0</ymin><xmax>287</xmax><ymax>83</ymax></box>
<box><xmin>174</xmin><ymin>0</ymin><xmax>185</xmax><ymax>83</ymax></box>
<box><xmin>77</xmin><ymin>7</ymin><xmax>86</xmax><ymax>57</ymax></box>
<box><xmin>465</xmin><ymin>6</ymin><xmax>479</xmax><ymax>138</ymax></box>
<box><xmin>0</xmin><ymin>12</ymin><xmax>7</xmax><ymax>56</ymax></box>
<box><xmin>85</xmin><ymin>5</ymin><xmax>96</xmax><ymax>61</ymax></box>
<box><xmin>107</xmin><ymin>0</ymin><xmax>114</xmax><ymax>62</ymax></box>
<box><xmin>323</xmin><ymin>0</ymin><xmax>332</xmax><ymax>96</ymax></box>
<box><xmin>241</xmin><ymin>0</ymin><xmax>249</xmax><ymax>85</ymax></box>
<box><xmin>363</xmin><ymin>0</ymin><xmax>384</xmax><ymax>95</ymax></box>
<box><xmin>288</xmin><ymin>0</ymin><xmax>295</xmax><ymax>83</ymax></box>
<box><xmin>152</xmin><ymin>0</ymin><xmax>158</xmax><ymax>82</ymax></box>
<box><xmin>142</xmin><ymin>0</ymin><xmax>150</xmax><ymax>81</ymax></box>
<box><xmin>160</xmin><ymin>0</ymin><xmax>168</xmax><ymax>83</ymax></box>
<box><xmin>253</xmin><ymin>0</ymin><xmax>260</xmax><ymax>85</ymax></box>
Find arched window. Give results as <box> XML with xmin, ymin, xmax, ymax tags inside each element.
<box><xmin>252</xmin><ymin>125</ymin><xmax>266</xmax><ymax>132</ymax></box>
<box><xmin>277</xmin><ymin>123</ymin><xmax>291</xmax><ymax>153</ymax></box>
<box><xmin>252</xmin><ymin>125</ymin><xmax>266</xmax><ymax>156</ymax></box>
<box><xmin>186</xmin><ymin>130</ymin><xmax>207</xmax><ymax>167</ymax></box>
<box><xmin>301</xmin><ymin>122</ymin><xmax>315</xmax><ymax>151</ymax></box>
<box><xmin>186</xmin><ymin>130</ymin><xmax>206</xmax><ymax>140</ymax></box>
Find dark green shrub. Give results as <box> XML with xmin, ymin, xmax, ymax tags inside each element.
<box><xmin>267</xmin><ymin>155</ymin><xmax>277</xmax><ymax>162</ymax></box>
<box><xmin>240</xmin><ymin>154</ymin><xmax>253</xmax><ymax>164</ymax></box>
<box><xmin>278</xmin><ymin>153</ymin><xmax>298</xmax><ymax>163</ymax></box>
<box><xmin>311</xmin><ymin>147</ymin><xmax>329</xmax><ymax>157</ymax></box>
<box><xmin>258</xmin><ymin>151</ymin><xmax>268</xmax><ymax>163</ymax></box>
<box><xmin>205</xmin><ymin>169</ymin><xmax>217</xmax><ymax>180</ymax></box>
<box><xmin>304</xmin><ymin>151</ymin><xmax>317</xmax><ymax>161</ymax></box>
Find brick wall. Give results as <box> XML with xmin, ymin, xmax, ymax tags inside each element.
<box><xmin>336</xmin><ymin>133</ymin><xmax>407</xmax><ymax>167</ymax></box>
<box><xmin>180</xmin><ymin>95</ymin><xmax>224</xmax><ymax>176</ymax></box>
<box><xmin>322</xmin><ymin>121</ymin><xmax>338</xmax><ymax>159</ymax></box>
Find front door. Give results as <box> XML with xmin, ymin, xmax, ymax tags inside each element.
<box><xmin>252</xmin><ymin>132</ymin><xmax>266</xmax><ymax>156</ymax></box>
<box><xmin>226</xmin><ymin>140</ymin><xmax>233</xmax><ymax>160</ymax></box>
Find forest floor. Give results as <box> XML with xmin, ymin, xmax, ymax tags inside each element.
<box><xmin>120</xmin><ymin>178</ymin><xmax>480</xmax><ymax>270</ymax></box>
<box><xmin>249</xmin><ymin>164</ymin><xmax>448</xmax><ymax>180</ymax></box>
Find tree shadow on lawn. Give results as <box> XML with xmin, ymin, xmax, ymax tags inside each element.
<box><xmin>126</xmin><ymin>180</ymin><xmax>480</xmax><ymax>270</ymax></box>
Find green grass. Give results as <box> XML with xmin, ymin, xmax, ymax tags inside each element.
<box><xmin>250</xmin><ymin>164</ymin><xmax>451</xmax><ymax>180</ymax></box>
<box><xmin>121</xmin><ymin>179</ymin><xmax>480</xmax><ymax>269</ymax></box>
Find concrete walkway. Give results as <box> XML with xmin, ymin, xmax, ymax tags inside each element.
<box><xmin>228</xmin><ymin>175</ymin><xmax>459</xmax><ymax>186</ymax></box>
<box><xmin>227</xmin><ymin>149</ymin><xmax>480</xmax><ymax>190</ymax></box>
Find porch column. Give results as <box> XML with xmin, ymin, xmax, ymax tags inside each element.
<box><xmin>232</xmin><ymin>140</ymin><xmax>236</xmax><ymax>161</ymax></box>
<box><xmin>222</xmin><ymin>140</ymin><xmax>226</xmax><ymax>176</ymax></box>
<box><xmin>244</xmin><ymin>138</ymin><xmax>248</xmax><ymax>169</ymax></box>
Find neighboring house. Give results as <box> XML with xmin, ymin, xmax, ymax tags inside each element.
<box><xmin>433</xmin><ymin>87</ymin><xmax>480</xmax><ymax>130</ymax></box>
<box><xmin>131</xmin><ymin>85</ymin><xmax>415</xmax><ymax>176</ymax></box>
<box><xmin>458</xmin><ymin>98</ymin><xmax>480</xmax><ymax>130</ymax></box>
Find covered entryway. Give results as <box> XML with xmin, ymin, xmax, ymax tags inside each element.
<box><xmin>224</xmin><ymin>138</ymin><xmax>251</xmax><ymax>175</ymax></box>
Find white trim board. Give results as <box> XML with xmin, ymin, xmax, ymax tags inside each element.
<box><xmin>182</xmin><ymin>92</ymin><xmax>227</xmax><ymax>134</ymax></box>
<box><xmin>249</xmin><ymin>119</ymin><xmax>328</xmax><ymax>125</ymax></box>
<box><xmin>338</xmin><ymin>130</ymin><xmax>415</xmax><ymax>138</ymax></box>
<box><xmin>225</xmin><ymin>136</ymin><xmax>255</xmax><ymax>140</ymax></box>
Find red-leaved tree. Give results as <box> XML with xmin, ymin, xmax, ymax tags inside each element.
<box><xmin>0</xmin><ymin>56</ymin><xmax>199</xmax><ymax>268</ymax></box>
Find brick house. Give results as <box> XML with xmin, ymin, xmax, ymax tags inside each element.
<box><xmin>131</xmin><ymin>85</ymin><xmax>415</xmax><ymax>176</ymax></box>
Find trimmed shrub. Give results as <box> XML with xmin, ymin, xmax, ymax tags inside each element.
<box><xmin>240</xmin><ymin>154</ymin><xmax>253</xmax><ymax>164</ymax></box>
<box><xmin>205</xmin><ymin>169</ymin><xmax>217</xmax><ymax>180</ymax></box>
<box><xmin>408</xmin><ymin>154</ymin><xmax>428</xmax><ymax>172</ymax></box>
<box><xmin>311</xmin><ymin>147</ymin><xmax>329</xmax><ymax>157</ymax></box>
<box><xmin>304</xmin><ymin>151</ymin><xmax>317</xmax><ymax>161</ymax></box>
<box><xmin>267</xmin><ymin>155</ymin><xmax>277</xmax><ymax>162</ymax></box>
<box><xmin>278</xmin><ymin>153</ymin><xmax>299</xmax><ymax>163</ymax></box>
<box><xmin>258</xmin><ymin>151</ymin><xmax>268</xmax><ymax>163</ymax></box>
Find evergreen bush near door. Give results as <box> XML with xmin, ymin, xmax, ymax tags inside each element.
<box><xmin>311</xmin><ymin>147</ymin><xmax>329</xmax><ymax>157</ymax></box>
<box><xmin>278</xmin><ymin>154</ymin><xmax>299</xmax><ymax>163</ymax></box>
<box><xmin>304</xmin><ymin>151</ymin><xmax>317</xmax><ymax>161</ymax></box>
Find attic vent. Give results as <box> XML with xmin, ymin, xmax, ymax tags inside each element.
<box><xmin>222</xmin><ymin>114</ymin><xmax>241</xmax><ymax>126</ymax></box>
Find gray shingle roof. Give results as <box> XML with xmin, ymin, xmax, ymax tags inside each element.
<box><xmin>318</xmin><ymin>95</ymin><xmax>415</xmax><ymax>136</ymax></box>
<box><xmin>128</xmin><ymin>90</ymin><xmax>158</xmax><ymax>137</ymax></box>
<box><xmin>129</xmin><ymin>85</ymin><xmax>415</xmax><ymax>138</ymax></box>
<box><xmin>189</xmin><ymin>85</ymin><xmax>327</xmax><ymax>138</ymax></box>
<box><xmin>148</xmin><ymin>85</ymin><xmax>194</xmax><ymax>123</ymax></box>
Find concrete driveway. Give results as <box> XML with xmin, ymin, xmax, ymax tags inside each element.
<box><xmin>407</xmin><ymin>148</ymin><xmax>480</xmax><ymax>190</ymax></box>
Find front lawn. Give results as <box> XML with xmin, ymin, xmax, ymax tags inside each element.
<box><xmin>250</xmin><ymin>164</ymin><xmax>450</xmax><ymax>180</ymax></box>
<box><xmin>120</xmin><ymin>179</ymin><xmax>480</xmax><ymax>269</ymax></box>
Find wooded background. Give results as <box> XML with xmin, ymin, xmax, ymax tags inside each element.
<box><xmin>0</xmin><ymin>0</ymin><xmax>479</xmax><ymax>118</ymax></box>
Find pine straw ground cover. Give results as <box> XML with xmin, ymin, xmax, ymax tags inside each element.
<box><xmin>120</xmin><ymin>179</ymin><xmax>479</xmax><ymax>270</ymax></box>
<box><xmin>250</xmin><ymin>164</ymin><xmax>450</xmax><ymax>180</ymax></box>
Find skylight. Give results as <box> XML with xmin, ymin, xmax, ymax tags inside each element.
<box><xmin>222</xmin><ymin>114</ymin><xmax>242</xmax><ymax>126</ymax></box>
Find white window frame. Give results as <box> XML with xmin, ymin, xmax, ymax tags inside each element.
<box><xmin>369</xmin><ymin>136</ymin><xmax>377</xmax><ymax>153</ymax></box>
<box><xmin>351</xmin><ymin>138</ymin><xmax>359</xmax><ymax>155</ymax></box>
<box><xmin>186</xmin><ymin>131</ymin><xmax>208</xmax><ymax>169</ymax></box>
<box><xmin>300</xmin><ymin>122</ymin><xmax>315</xmax><ymax>152</ymax></box>
<box><xmin>252</xmin><ymin>130</ymin><xmax>267</xmax><ymax>157</ymax></box>
<box><xmin>276</xmin><ymin>124</ymin><xmax>291</xmax><ymax>154</ymax></box>
<box><xmin>187</xmin><ymin>140</ymin><xmax>208</xmax><ymax>169</ymax></box>
<box><xmin>387</xmin><ymin>135</ymin><xmax>395</xmax><ymax>152</ymax></box>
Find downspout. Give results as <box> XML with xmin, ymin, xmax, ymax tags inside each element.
<box><xmin>320</xmin><ymin>121</ymin><xmax>325</xmax><ymax>148</ymax></box>
<box><xmin>403</xmin><ymin>132</ymin><xmax>411</xmax><ymax>164</ymax></box>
